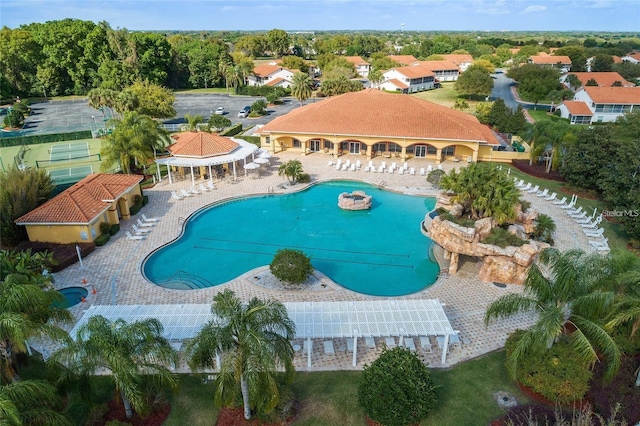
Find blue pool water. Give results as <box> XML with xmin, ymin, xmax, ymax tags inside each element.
<box><xmin>143</xmin><ymin>181</ymin><xmax>438</xmax><ymax>296</ymax></box>
<box><xmin>54</xmin><ymin>287</ymin><xmax>88</xmax><ymax>308</ymax></box>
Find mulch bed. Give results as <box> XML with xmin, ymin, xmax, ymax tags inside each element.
<box><xmin>14</xmin><ymin>241</ymin><xmax>95</xmax><ymax>272</ymax></box>
<box><xmin>511</xmin><ymin>160</ymin><xmax>565</xmax><ymax>182</ymax></box>
<box><xmin>215</xmin><ymin>407</ymin><xmax>294</xmax><ymax>426</ymax></box>
<box><xmin>98</xmin><ymin>398</ymin><xmax>170</xmax><ymax>426</ymax></box>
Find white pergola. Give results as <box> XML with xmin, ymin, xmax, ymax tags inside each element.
<box><xmin>69</xmin><ymin>299</ymin><xmax>456</xmax><ymax>367</ymax></box>
<box><xmin>154</xmin><ymin>138</ymin><xmax>260</xmax><ymax>186</ymax></box>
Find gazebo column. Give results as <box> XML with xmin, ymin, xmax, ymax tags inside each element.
<box><xmin>199</xmin><ymin>166</ymin><xmax>206</xmax><ymax>179</ymax></box>
<box><xmin>352</xmin><ymin>334</ymin><xmax>358</xmax><ymax>367</ymax></box>
<box><xmin>307</xmin><ymin>337</ymin><xmax>312</xmax><ymax>368</ymax></box>
<box><xmin>232</xmin><ymin>162</ymin><xmax>237</xmax><ymax>181</ymax></box>
<box><xmin>440</xmin><ymin>334</ymin><xmax>450</xmax><ymax>365</ymax></box>
<box><xmin>156</xmin><ymin>165</ymin><xmax>161</xmax><ymax>182</ymax></box>
<box><xmin>190</xmin><ymin>164</ymin><xmax>195</xmax><ymax>186</ymax></box>
<box><xmin>167</xmin><ymin>164</ymin><xmax>172</xmax><ymax>185</ymax></box>
<box><xmin>333</xmin><ymin>142</ymin><xmax>339</xmax><ymax>157</ymax></box>
<box><xmin>208</xmin><ymin>164</ymin><xmax>213</xmax><ymax>182</ymax></box>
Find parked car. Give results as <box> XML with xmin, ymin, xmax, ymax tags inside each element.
<box><xmin>238</xmin><ymin>106</ymin><xmax>251</xmax><ymax>118</ymax></box>
<box><xmin>215</xmin><ymin>107</ymin><xmax>225</xmax><ymax>115</ymax></box>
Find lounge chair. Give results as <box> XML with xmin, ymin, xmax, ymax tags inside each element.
<box><xmin>171</xmin><ymin>191</ymin><xmax>183</xmax><ymax>201</ymax></box>
<box><xmin>397</xmin><ymin>167</ymin><xmax>404</xmax><ymax>175</ymax></box>
<box><xmin>180</xmin><ymin>189</ymin><xmax>193</xmax><ymax>198</ymax></box>
<box><xmin>335</xmin><ymin>160</ymin><xmax>342</xmax><ymax>170</ymax></box>
<box><xmin>340</xmin><ymin>163</ymin><xmax>348</xmax><ymax>171</ymax></box>
<box><xmin>589</xmin><ymin>237</ymin><xmax>609</xmax><ymax>248</ymax></box>
<box><xmin>560</xmin><ymin>198</ymin><xmax>577</xmax><ymax>210</ymax></box>
<box><xmin>206</xmin><ymin>180</ymin><xmax>216</xmax><ymax>190</ymax></box>
<box><xmin>419</xmin><ymin>336</ymin><xmax>432</xmax><ymax>353</ymax></box>
<box><xmin>132</xmin><ymin>224</ymin><xmax>152</xmax><ymax>234</ymax></box>
<box><xmin>575</xmin><ymin>211</ymin><xmax>598</xmax><ymax>224</ymax></box>
<box><xmin>404</xmin><ymin>337</ymin><xmax>416</xmax><ymax>352</ymax></box>
<box><xmin>384</xmin><ymin>337</ymin><xmax>396</xmax><ymax>348</ymax></box>
<box><xmin>142</xmin><ymin>214</ymin><xmax>159</xmax><ymax>222</ymax></box>
<box><xmin>367</xmin><ymin>160</ymin><xmax>374</xmax><ymax>170</ymax></box>
<box><xmin>567</xmin><ymin>205</ymin><xmax>583</xmax><ymax>216</ymax></box>
<box><xmin>515</xmin><ymin>179</ymin><xmax>525</xmax><ymax>188</ymax></box>
<box><xmin>527</xmin><ymin>185</ymin><xmax>540</xmax><ymax>194</ymax></box>
<box><xmin>378</xmin><ymin>165</ymin><xmax>385</xmax><ymax>173</ymax></box>
<box><xmin>355</xmin><ymin>160</ymin><xmax>361</xmax><ymax>170</ymax></box>
<box><xmin>419</xmin><ymin>167</ymin><xmax>426</xmax><ymax>176</ymax></box>
<box><xmin>520</xmin><ymin>182</ymin><xmax>532</xmax><ymax>191</ymax></box>
<box><xmin>390</xmin><ymin>162</ymin><xmax>397</xmax><ymax>171</ymax></box>
<box><xmin>350</xmin><ymin>164</ymin><xmax>356</xmax><ymax>171</ymax></box>
<box><xmin>409</xmin><ymin>167</ymin><xmax>416</xmax><ymax>175</ymax></box>
<box><xmin>403</xmin><ymin>162</ymin><xmax>408</xmax><ymax>171</ymax></box>
<box><xmin>437</xmin><ymin>164</ymin><xmax>443</xmax><ymax>170</ymax></box>
<box><xmin>427</xmin><ymin>165</ymin><xmax>433</xmax><ymax>172</ymax></box>
<box><xmin>345</xmin><ymin>159</ymin><xmax>351</xmax><ymax>168</ymax></box>
<box><xmin>323</xmin><ymin>340</ymin><xmax>335</xmax><ymax>355</ymax></box>
<box><xmin>450</xmin><ymin>332</ymin><xmax>462</xmax><ymax>349</ymax></box>
<box><xmin>327</xmin><ymin>160</ymin><xmax>333</xmax><ymax>166</ymax></box>
<box><xmin>136</xmin><ymin>218</ymin><xmax>154</xmax><ymax>228</ymax></box>
<box><xmin>126</xmin><ymin>231</ymin><xmax>145</xmax><ymax>241</ymax></box>
<box><xmin>199</xmin><ymin>183</ymin><xmax>211</xmax><ymax>192</ymax></box>
<box><xmin>582</xmin><ymin>215</ymin><xmax>603</xmax><ymax>229</ymax></box>
<box><xmin>536</xmin><ymin>188</ymin><xmax>549</xmax><ymax>198</ymax></box>
<box><xmin>189</xmin><ymin>186</ymin><xmax>200</xmax><ymax>195</ymax></box>
<box><xmin>552</xmin><ymin>196</ymin><xmax>567</xmax><ymax>205</ymax></box>
<box><xmin>584</xmin><ymin>228</ymin><xmax>604</xmax><ymax>238</ymax></box>
<box><xmin>544</xmin><ymin>192</ymin><xmax>557</xmax><ymax>201</ymax></box>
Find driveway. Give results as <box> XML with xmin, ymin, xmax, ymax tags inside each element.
<box><xmin>490</xmin><ymin>69</ymin><xmax>519</xmax><ymax>110</ymax></box>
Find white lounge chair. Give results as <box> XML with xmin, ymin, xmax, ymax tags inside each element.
<box><xmin>582</xmin><ymin>215</ymin><xmax>603</xmax><ymax>229</ymax></box>
<box><xmin>206</xmin><ymin>180</ymin><xmax>216</xmax><ymax>190</ymax></box>
<box><xmin>575</xmin><ymin>211</ymin><xmax>598</xmax><ymax>224</ymax></box>
<box><xmin>199</xmin><ymin>183</ymin><xmax>211</xmax><ymax>192</ymax></box>
<box><xmin>367</xmin><ymin>160</ymin><xmax>374</xmax><ymax>170</ymax></box>
<box><xmin>397</xmin><ymin>167</ymin><xmax>404</xmax><ymax>175</ymax></box>
<box><xmin>189</xmin><ymin>186</ymin><xmax>200</xmax><ymax>195</ymax></box>
<box><xmin>384</xmin><ymin>337</ymin><xmax>396</xmax><ymax>348</ymax></box>
<box><xmin>409</xmin><ymin>167</ymin><xmax>416</xmax><ymax>175</ymax></box>
<box><xmin>544</xmin><ymin>192</ymin><xmax>557</xmax><ymax>201</ymax></box>
<box><xmin>345</xmin><ymin>159</ymin><xmax>351</xmax><ymax>168</ymax></box>
<box><xmin>327</xmin><ymin>160</ymin><xmax>333</xmax><ymax>166</ymax></box>
<box><xmin>180</xmin><ymin>189</ymin><xmax>193</xmax><ymax>198</ymax></box>
<box><xmin>589</xmin><ymin>237</ymin><xmax>609</xmax><ymax>248</ymax></box>
<box><xmin>552</xmin><ymin>196</ymin><xmax>567</xmax><ymax>205</ymax></box>
<box><xmin>335</xmin><ymin>160</ymin><xmax>342</xmax><ymax>170</ymax></box>
<box><xmin>350</xmin><ymin>163</ymin><xmax>356</xmax><ymax>171</ymax></box>
<box><xmin>521</xmin><ymin>182</ymin><xmax>532</xmax><ymax>191</ymax></box>
<box><xmin>142</xmin><ymin>214</ymin><xmax>159</xmax><ymax>222</ymax></box>
<box><xmin>437</xmin><ymin>164</ymin><xmax>443</xmax><ymax>170</ymax></box>
<box><xmin>378</xmin><ymin>165</ymin><xmax>385</xmax><ymax>173</ymax></box>
<box><xmin>136</xmin><ymin>218</ymin><xmax>154</xmax><ymax>228</ymax></box>
<box><xmin>355</xmin><ymin>160</ymin><xmax>361</xmax><ymax>170</ymax></box>
<box><xmin>404</xmin><ymin>337</ymin><xmax>416</xmax><ymax>352</ymax></box>
<box><xmin>567</xmin><ymin>205</ymin><xmax>583</xmax><ymax>216</ymax></box>
<box><xmin>515</xmin><ymin>179</ymin><xmax>525</xmax><ymax>188</ymax></box>
<box><xmin>340</xmin><ymin>163</ymin><xmax>348</xmax><ymax>171</ymax></box>
<box><xmin>560</xmin><ymin>199</ymin><xmax>577</xmax><ymax>210</ymax></box>
<box><xmin>171</xmin><ymin>191</ymin><xmax>183</xmax><ymax>201</ymax></box>
<box><xmin>419</xmin><ymin>167</ymin><xmax>426</xmax><ymax>176</ymax></box>
<box><xmin>323</xmin><ymin>340</ymin><xmax>335</xmax><ymax>355</ymax></box>
<box><xmin>403</xmin><ymin>162</ymin><xmax>408</xmax><ymax>171</ymax></box>
<box><xmin>419</xmin><ymin>336</ymin><xmax>432</xmax><ymax>353</ymax></box>
<box><xmin>132</xmin><ymin>224</ymin><xmax>152</xmax><ymax>234</ymax></box>
<box><xmin>536</xmin><ymin>188</ymin><xmax>549</xmax><ymax>198</ymax></box>
<box><xmin>427</xmin><ymin>165</ymin><xmax>433</xmax><ymax>172</ymax></box>
<box><xmin>126</xmin><ymin>231</ymin><xmax>145</xmax><ymax>241</ymax></box>
<box><xmin>527</xmin><ymin>185</ymin><xmax>540</xmax><ymax>194</ymax></box>
<box><xmin>584</xmin><ymin>228</ymin><xmax>604</xmax><ymax>238</ymax></box>
<box><xmin>390</xmin><ymin>162</ymin><xmax>397</xmax><ymax>171</ymax></box>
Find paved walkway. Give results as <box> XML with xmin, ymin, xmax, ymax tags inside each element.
<box><xmin>48</xmin><ymin>153</ymin><xmax>595</xmax><ymax>371</ymax></box>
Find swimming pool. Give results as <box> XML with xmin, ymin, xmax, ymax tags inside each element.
<box><xmin>54</xmin><ymin>286</ymin><xmax>88</xmax><ymax>308</ymax></box>
<box><xmin>143</xmin><ymin>181</ymin><xmax>439</xmax><ymax>296</ymax></box>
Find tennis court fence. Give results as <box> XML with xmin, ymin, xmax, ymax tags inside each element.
<box><xmin>36</xmin><ymin>153</ymin><xmax>101</xmax><ymax>168</ymax></box>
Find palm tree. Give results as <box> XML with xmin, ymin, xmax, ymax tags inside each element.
<box><xmin>185</xmin><ymin>289</ymin><xmax>295</xmax><ymax>420</ymax></box>
<box><xmin>290</xmin><ymin>72</ymin><xmax>313</xmax><ymax>106</ymax></box>
<box><xmin>184</xmin><ymin>114</ymin><xmax>204</xmax><ymax>132</ymax></box>
<box><xmin>50</xmin><ymin>316</ymin><xmax>178</xmax><ymax>418</ymax></box>
<box><xmin>0</xmin><ymin>379</ymin><xmax>71</xmax><ymax>425</ymax></box>
<box><xmin>100</xmin><ymin>111</ymin><xmax>170</xmax><ymax>174</ymax></box>
<box><xmin>277</xmin><ymin>160</ymin><xmax>305</xmax><ymax>185</ymax></box>
<box><xmin>368</xmin><ymin>69</ymin><xmax>384</xmax><ymax>89</ymax></box>
<box><xmin>0</xmin><ymin>273</ymin><xmax>71</xmax><ymax>384</ymax></box>
<box><xmin>485</xmin><ymin>248</ymin><xmax>621</xmax><ymax>380</ymax></box>
<box><xmin>532</xmin><ymin>213</ymin><xmax>556</xmax><ymax>244</ymax></box>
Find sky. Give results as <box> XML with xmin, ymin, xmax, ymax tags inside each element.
<box><xmin>1</xmin><ymin>0</ymin><xmax>639</xmax><ymax>32</ymax></box>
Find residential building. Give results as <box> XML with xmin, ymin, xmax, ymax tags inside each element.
<box><xmin>418</xmin><ymin>60</ymin><xmax>461</xmax><ymax>82</ymax></box>
<box><xmin>247</xmin><ymin>63</ymin><xmax>294</xmax><ymax>88</ymax></box>
<box><xmin>558</xmin><ymin>86</ymin><xmax>640</xmax><ymax>124</ymax></box>
<box><xmin>15</xmin><ymin>174</ymin><xmax>143</xmax><ymax>244</ymax></box>
<box><xmin>528</xmin><ymin>55</ymin><xmax>572</xmax><ymax>73</ymax></box>
<box><xmin>586</xmin><ymin>55</ymin><xmax>624</xmax><ymax>71</ymax></box>
<box><xmin>441</xmin><ymin>54</ymin><xmax>474</xmax><ymax>72</ymax></box>
<box><xmin>561</xmin><ymin>72</ymin><xmax>635</xmax><ymax>90</ymax></box>
<box><xmin>556</xmin><ymin>101</ymin><xmax>593</xmax><ymax>125</ymax></box>
<box><xmin>380</xmin><ymin>63</ymin><xmax>436</xmax><ymax>93</ymax></box>
<box><xmin>387</xmin><ymin>55</ymin><xmax>419</xmax><ymax>66</ymax></box>
<box><xmin>344</xmin><ymin>56</ymin><xmax>370</xmax><ymax>78</ymax></box>
<box><xmin>622</xmin><ymin>52</ymin><xmax>640</xmax><ymax>64</ymax></box>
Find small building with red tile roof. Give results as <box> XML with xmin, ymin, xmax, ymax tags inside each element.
<box><xmin>622</xmin><ymin>52</ymin><xmax>640</xmax><ymax>64</ymax></box>
<box><xmin>441</xmin><ymin>54</ymin><xmax>474</xmax><ymax>72</ymax></box>
<box><xmin>257</xmin><ymin>89</ymin><xmax>500</xmax><ymax>163</ymax></box>
<box><xmin>15</xmin><ymin>174</ymin><xmax>143</xmax><ymax>244</ymax></box>
<box><xmin>557</xmin><ymin>101</ymin><xmax>594</xmax><ymax>125</ymax></box>
<box><xmin>380</xmin><ymin>64</ymin><xmax>436</xmax><ymax>93</ymax></box>
<box><xmin>344</xmin><ymin>56</ymin><xmax>370</xmax><ymax>77</ymax></box>
<box><xmin>528</xmin><ymin>55</ymin><xmax>572</xmax><ymax>73</ymax></box>
<box><xmin>416</xmin><ymin>60</ymin><xmax>461</xmax><ymax>82</ymax></box>
<box><xmin>386</xmin><ymin>55</ymin><xmax>419</xmax><ymax>66</ymax></box>
<box><xmin>247</xmin><ymin>63</ymin><xmax>294</xmax><ymax>88</ymax></box>
<box><xmin>560</xmin><ymin>86</ymin><xmax>640</xmax><ymax>124</ymax></box>
<box><xmin>561</xmin><ymin>72</ymin><xmax>635</xmax><ymax>90</ymax></box>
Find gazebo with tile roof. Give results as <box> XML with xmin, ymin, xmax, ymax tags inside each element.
<box><xmin>15</xmin><ymin>174</ymin><xmax>143</xmax><ymax>244</ymax></box>
<box><xmin>257</xmin><ymin>89</ymin><xmax>500</xmax><ymax>163</ymax></box>
<box><xmin>155</xmin><ymin>132</ymin><xmax>260</xmax><ymax>184</ymax></box>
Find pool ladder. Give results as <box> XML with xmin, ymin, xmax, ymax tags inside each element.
<box><xmin>377</xmin><ymin>180</ymin><xmax>386</xmax><ymax>188</ymax></box>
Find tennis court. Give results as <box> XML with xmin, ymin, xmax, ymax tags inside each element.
<box><xmin>48</xmin><ymin>165</ymin><xmax>93</xmax><ymax>184</ymax></box>
<box><xmin>49</xmin><ymin>142</ymin><xmax>90</xmax><ymax>162</ymax></box>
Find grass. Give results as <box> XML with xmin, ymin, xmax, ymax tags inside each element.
<box><xmin>527</xmin><ymin>109</ymin><xmax>550</xmax><ymax>121</ymax></box>
<box><xmin>163</xmin><ymin>375</ymin><xmax>220</xmax><ymax>426</ymax></box>
<box><xmin>411</xmin><ymin>83</ymin><xmax>483</xmax><ymax>114</ymax></box>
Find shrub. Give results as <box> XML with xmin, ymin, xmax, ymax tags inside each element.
<box><xmin>358</xmin><ymin>347</ymin><xmax>437</xmax><ymax>426</ymax></box>
<box><xmin>439</xmin><ymin>212</ymin><xmax>476</xmax><ymax>228</ymax></box>
<box><xmin>109</xmin><ymin>224</ymin><xmax>120</xmax><ymax>236</ymax></box>
<box><xmin>519</xmin><ymin>199</ymin><xmax>531</xmax><ymax>212</ymax></box>
<box><xmin>505</xmin><ymin>331</ymin><xmax>593</xmax><ymax>405</ymax></box>
<box><xmin>426</xmin><ymin>169</ymin><xmax>446</xmax><ymax>187</ymax></box>
<box><xmin>269</xmin><ymin>249</ymin><xmax>313</xmax><ymax>284</ymax></box>
<box><xmin>129</xmin><ymin>195</ymin><xmax>143</xmax><ymax>216</ymax></box>
<box><xmin>14</xmin><ymin>241</ymin><xmax>95</xmax><ymax>272</ymax></box>
<box><xmin>483</xmin><ymin>227</ymin><xmax>527</xmax><ymax>248</ymax></box>
<box><xmin>142</xmin><ymin>195</ymin><xmax>149</xmax><ymax>207</ymax></box>
<box><xmin>99</xmin><ymin>222</ymin><xmax>111</xmax><ymax>235</ymax></box>
<box><xmin>533</xmin><ymin>213</ymin><xmax>556</xmax><ymax>244</ymax></box>
<box><xmin>0</xmin><ymin>130</ymin><xmax>93</xmax><ymax>148</ymax></box>
<box><xmin>220</xmin><ymin>122</ymin><xmax>243</xmax><ymax>136</ymax></box>
<box><xmin>94</xmin><ymin>233</ymin><xmax>110</xmax><ymax>246</ymax></box>
<box><xmin>297</xmin><ymin>173</ymin><xmax>311</xmax><ymax>183</ymax></box>
<box><xmin>587</xmin><ymin>355</ymin><xmax>640</xmax><ymax>424</ymax></box>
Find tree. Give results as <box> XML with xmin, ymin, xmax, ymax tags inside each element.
<box><xmin>0</xmin><ymin>380</ymin><xmax>70</xmax><ymax>425</ymax></box>
<box><xmin>452</xmin><ymin>98</ymin><xmax>469</xmax><ymax>111</ymax></box>
<box><xmin>367</xmin><ymin>69</ymin><xmax>384</xmax><ymax>88</ymax></box>
<box><xmin>508</xmin><ymin>65</ymin><xmax>561</xmax><ymax>109</ymax></box>
<box><xmin>266</xmin><ymin>29</ymin><xmax>290</xmax><ymax>58</ymax></box>
<box><xmin>123</xmin><ymin>80</ymin><xmax>176</xmax><ymax>118</ymax></box>
<box><xmin>358</xmin><ymin>347</ymin><xmax>437</xmax><ymax>426</ymax></box>
<box><xmin>0</xmin><ymin>168</ymin><xmax>55</xmax><ymax>246</ymax></box>
<box><xmin>185</xmin><ymin>290</ymin><xmax>295</xmax><ymax>420</ymax></box>
<box><xmin>485</xmin><ymin>248</ymin><xmax>621</xmax><ymax>381</ymax></box>
<box><xmin>277</xmin><ymin>160</ymin><xmax>304</xmax><ymax>185</ymax></box>
<box><xmin>591</xmin><ymin>54</ymin><xmax>614</xmax><ymax>72</ymax></box>
<box><xmin>290</xmin><ymin>72</ymin><xmax>313</xmax><ymax>106</ymax></box>
<box><xmin>532</xmin><ymin>213</ymin><xmax>556</xmax><ymax>244</ymax></box>
<box><xmin>50</xmin><ymin>316</ymin><xmax>178</xmax><ymax>418</ymax></box>
<box><xmin>270</xmin><ymin>249</ymin><xmax>313</xmax><ymax>284</ymax></box>
<box><xmin>585</xmin><ymin>78</ymin><xmax>599</xmax><ymax>86</ymax></box>
<box><xmin>280</xmin><ymin>56</ymin><xmax>309</xmax><ymax>74</ymax></box>
<box><xmin>565</xmin><ymin>74</ymin><xmax>582</xmax><ymax>91</ymax></box>
<box><xmin>207</xmin><ymin>115</ymin><xmax>231</xmax><ymax>132</ymax></box>
<box><xmin>100</xmin><ymin>111</ymin><xmax>170</xmax><ymax>174</ymax></box>
<box><xmin>613</xmin><ymin>61</ymin><xmax>640</xmax><ymax>82</ymax></box>
<box><xmin>454</xmin><ymin>64</ymin><xmax>494</xmax><ymax>99</ymax></box>
<box><xmin>439</xmin><ymin>163</ymin><xmax>520</xmax><ymax>224</ymax></box>
<box><xmin>184</xmin><ymin>114</ymin><xmax>204</xmax><ymax>131</ymax></box>
<box><xmin>251</xmin><ymin>99</ymin><xmax>267</xmax><ymax>116</ymax></box>
<box><xmin>473</xmin><ymin>58</ymin><xmax>495</xmax><ymax>74</ymax></box>
<box><xmin>561</xmin><ymin>126</ymin><xmax>615</xmax><ymax>190</ymax></box>
<box><xmin>525</xmin><ymin>119</ymin><xmax>574</xmax><ymax>172</ymax></box>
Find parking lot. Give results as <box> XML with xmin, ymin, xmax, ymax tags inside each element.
<box><xmin>13</xmin><ymin>93</ymin><xmax>305</xmax><ymax>136</ymax></box>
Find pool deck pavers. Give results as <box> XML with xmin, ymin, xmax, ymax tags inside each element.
<box><xmin>47</xmin><ymin>153</ymin><xmax>598</xmax><ymax>371</ymax></box>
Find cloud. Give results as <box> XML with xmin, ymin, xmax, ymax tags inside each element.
<box><xmin>477</xmin><ymin>7</ymin><xmax>509</xmax><ymax>15</ymax></box>
<box><xmin>523</xmin><ymin>4</ymin><xmax>547</xmax><ymax>13</ymax></box>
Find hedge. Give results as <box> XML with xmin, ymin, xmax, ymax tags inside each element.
<box><xmin>234</xmin><ymin>86</ymin><xmax>289</xmax><ymax>97</ymax></box>
<box><xmin>0</xmin><ymin>130</ymin><xmax>93</xmax><ymax>147</ymax></box>
<box><xmin>94</xmin><ymin>233</ymin><xmax>110</xmax><ymax>246</ymax></box>
<box><xmin>235</xmin><ymin>135</ymin><xmax>260</xmax><ymax>146</ymax></box>
<box><xmin>220</xmin><ymin>123</ymin><xmax>243</xmax><ymax>137</ymax></box>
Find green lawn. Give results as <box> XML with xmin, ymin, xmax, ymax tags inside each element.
<box><xmin>411</xmin><ymin>83</ymin><xmax>483</xmax><ymax>114</ymax></box>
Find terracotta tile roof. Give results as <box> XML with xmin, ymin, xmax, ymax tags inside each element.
<box><xmin>344</xmin><ymin>56</ymin><xmax>369</xmax><ymax>66</ymax></box>
<box><xmin>583</xmin><ymin>86</ymin><xmax>640</xmax><ymax>104</ymax></box>
<box><xmin>441</xmin><ymin>54</ymin><xmax>474</xmax><ymax>65</ymax></box>
<box><xmin>386</xmin><ymin>78</ymin><xmax>409</xmax><ymax>89</ymax></box>
<box><xmin>15</xmin><ymin>174</ymin><xmax>143</xmax><ymax>224</ymax></box>
<box><xmin>562</xmin><ymin>101</ymin><xmax>593</xmax><ymax>116</ymax></box>
<box><xmin>387</xmin><ymin>55</ymin><xmax>418</xmax><ymax>65</ymax></box>
<box><xmin>537</xmin><ymin>52</ymin><xmax>550</xmax><ymax>57</ymax></box>
<box><xmin>258</xmin><ymin>89</ymin><xmax>498</xmax><ymax>145</ymax></box>
<box><xmin>509</xmin><ymin>48</ymin><xmax>521</xmax><ymax>55</ymax></box>
<box><xmin>168</xmin><ymin>132</ymin><xmax>240</xmax><ymax>158</ymax></box>
<box><xmin>566</xmin><ymin>72</ymin><xmax>634</xmax><ymax>87</ymax></box>
<box><xmin>612</xmin><ymin>55</ymin><xmax>623</xmax><ymax>64</ymax></box>
<box><xmin>529</xmin><ymin>55</ymin><xmax>572</xmax><ymax>65</ymax></box>
<box><xmin>626</xmin><ymin>52</ymin><xmax>640</xmax><ymax>61</ymax></box>
<box><xmin>252</xmin><ymin>63</ymin><xmax>287</xmax><ymax>77</ymax></box>
<box><xmin>416</xmin><ymin>60</ymin><xmax>460</xmax><ymax>72</ymax></box>
<box><xmin>392</xmin><ymin>63</ymin><xmax>436</xmax><ymax>79</ymax></box>
<box><xmin>266</xmin><ymin>77</ymin><xmax>290</xmax><ymax>87</ymax></box>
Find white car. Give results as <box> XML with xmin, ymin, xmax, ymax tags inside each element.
<box><xmin>214</xmin><ymin>107</ymin><xmax>225</xmax><ymax>115</ymax></box>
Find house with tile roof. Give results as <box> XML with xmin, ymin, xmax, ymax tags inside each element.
<box><xmin>528</xmin><ymin>55</ymin><xmax>572</xmax><ymax>73</ymax></box>
<box><xmin>560</xmin><ymin>72</ymin><xmax>634</xmax><ymax>90</ymax></box>
<box><xmin>417</xmin><ymin>60</ymin><xmax>461</xmax><ymax>82</ymax></box>
<box><xmin>556</xmin><ymin>101</ymin><xmax>593</xmax><ymax>125</ymax></box>
<box><xmin>256</xmin><ymin>89</ymin><xmax>503</xmax><ymax>164</ymax></box>
<box><xmin>622</xmin><ymin>52</ymin><xmax>640</xmax><ymax>64</ymax></box>
<box><xmin>441</xmin><ymin>54</ymin><xmax>474</xmax><ymax>72</ymax></box>
<box><xmin>247</xmin><ymin>63</ymin><xmax>294</xmax><ymax>88</ymax></box>
<box><xmin>344</xmin><ymin>56</ymin><xmax>370</xmax><ymax>78</ymax></box>
<box><xmin>386</xmin><ymin>55</ymin><xmax>419</xmax><ymax>66</ymax></box>
<box><xmin>15</xmin><ymin>174</ymin><xmax>143</xmax><ymax>244</ymax></box>
<box><xmin>558</xmin><ymin>86</ymin><xmax>640</xmax><ymax>124</ymax></box>
<box><xmin>380</xmin><ymin>63</ymin><xmax>436</xmax><ymax>93</ymax></box>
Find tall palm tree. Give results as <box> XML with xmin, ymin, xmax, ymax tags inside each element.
<box><xmin>0</xmin><ymin>379</ymin><xmax>71</xmax><ymax>425</ymax></box>
<box><xmin>485</xmin><ymin>248</ymin><xmax>621</xmax><ymax>380</ymax></box>
<box><xmin>290</xmin><ymin>72</ymin><xmax>313</xmax><ymax>106</ymax></box>
<box><xmin>100</xmin><ymin>111</ymin><xmax>170</xmax><ymax>174</ymax></box>
<box><xmin>50</xmin><ymin>316</ymin><xmax>178</xmax><ymax>418</ymax></box>
<box><xmin>184</xmin><ymin>114</ymin><xmax>204</xmax><ymax>132</ymax></box>
<box><xmin>0</xmin><ymin>274</ymin><xmax>71</xmax><ymax>384</ymax></box>
<box><xmin>185</xmin><ymin>289</ymin><xmax>295</xmax><ymax>420</ymax></box>
<box><xmin>368</xmin><ymin>69</ymin><xmax>384</xmax><ymax>89</ymax></box>
<box><xmin>277</xmin><ymin>160</ymin><xmax>305</xmax><ymax>185</ymax></box>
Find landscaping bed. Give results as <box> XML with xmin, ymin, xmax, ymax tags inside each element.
<box><xmin>14</xmin><ymin>241</ymin><xmax>95</xmax><ymax>272</ymax></box>
<box><xmin>511</xmin><ymin>160</ymin><xmax>564</xmax><ymax>182</ymax></box>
